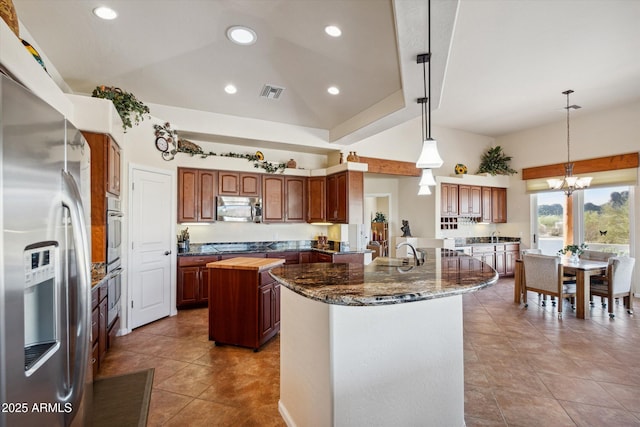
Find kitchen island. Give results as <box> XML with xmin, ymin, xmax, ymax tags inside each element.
<box><xmin>207</xmin><ymin>257</ymin><xmax>285</xmax><ymax>350</ymax></box>
<box><xmin>270</xmin><ymin>249</ymin><xmax>497</xmax><ymax>427</ymax></box>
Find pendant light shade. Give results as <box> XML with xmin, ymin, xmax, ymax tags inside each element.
<box><xmin>418</xmin><ymin>185</ymin><xmax>432</xmax><ymax>195</ymax></box>
<box><xmin>416</xmin><ymin>139</ymin><xmax>443</xmax><ymax>169</ymax></box>
<box><xmin>419</xmin><ymin>168</ymin><xmax>437</xmax><ymax>186</ymax></box>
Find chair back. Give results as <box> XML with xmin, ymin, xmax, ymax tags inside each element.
<box><xmin>609</xmin><ymin>256</ymin><xmax>636</xmax><ymax>293</ymax></box>
<box><xmin>580</xmin><ymin>250</ymin><xmax>613</xmax><ymax>262</ymax></box>
<box><xmin>523</xmin><ymin>254</ymin><xmax>561</xmax><ymax>293</ymax></box>
<box><xmin>521</xmin><ymin>248</ymin><xmax>541</xmax><ymax>258</ymax></box>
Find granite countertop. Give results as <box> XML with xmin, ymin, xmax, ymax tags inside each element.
<box><xmin>270</xmin><ymin>248</ymin><xmax>497</xmax><ymax>306</ymax></box>
<box><xmin>91</xmin><ymin>263</ymin><xmax>107</xmax><ymax>288</ymax></box>
<box><xmin>206</xmin><ymin>257</ymin><xmax>285</xmax><ymax>271</ymax></box>
<box><xmin>178</xmin><ymin>240</ymin><xmax>370</xmax><ymax>257</ymax></box>
<box><xmin>455</xmin><ymin>237</ymin><xmax>521</xmax><ymax>247</ymax></box>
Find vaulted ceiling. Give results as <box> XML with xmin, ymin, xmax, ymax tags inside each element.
<box><xmin>12</xmin><ymin>0</ymin><xmax>640</xmax><ymax>148</ymax></box>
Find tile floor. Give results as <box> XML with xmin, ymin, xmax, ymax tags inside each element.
<box><xmin>97</xmin><ymin>278</ymin><xmax>640</xmax><ymax>426</ymax></box>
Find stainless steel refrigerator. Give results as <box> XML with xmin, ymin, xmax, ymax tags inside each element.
<box><xmin>0</xmin><ymin>74</ymin><xmax>92</xmax><ymax>426</ymax></box>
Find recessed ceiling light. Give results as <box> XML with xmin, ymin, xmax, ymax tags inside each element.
<box><xmin>327</xmin><ymin>86</ymin><xmax>340</xmax><ymax>95</ymax></box>
<box><xmin>325</xmin><ymin>25</ymin><xmax>342</xmax><ymax>37</ymax></box>
<box><xmin>93</xmin><ymin>6</ymin><xmax>118</xmax><ymax>20</ymax></box>
<box><xmin>224</xmin><ymin>84</ymin><xmax>237</xmax><ymax>94</ymax></box>
<box><xmin>227</xmin><ymin>26</ymin><xmax>257</xmax><ymax>45</ymax></box>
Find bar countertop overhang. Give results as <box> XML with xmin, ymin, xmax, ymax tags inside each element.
<box><xmin>269</xmin><ymin>248</ymin><xmax>498</xmax><ymax>306</ymax></box>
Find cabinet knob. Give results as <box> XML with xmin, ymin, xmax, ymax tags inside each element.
<box><xmin>164</xmin><ymin>250</ymin><xmax>172</xmax><ymax>256</ymax></box>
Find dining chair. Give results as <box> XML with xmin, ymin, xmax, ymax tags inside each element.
<box><xmin>522</xmin><ymin>254</ymin><xmax>576</xmax><ymax>319</ymax></box>
<box><xmin>589</xmin><ymin>256</ymin><xmax>635</xmax><ymax>318</ymax></box>
<box><xmin>580</xmin><ymin>250</ymin><xmax>614</xmax><ymax>305</ymax></box>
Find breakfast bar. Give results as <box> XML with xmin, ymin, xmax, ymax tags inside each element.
<box><xmin>270</xmin><ymin>249</ymin><xmax>497</xmax><ymax>427</ymax></box>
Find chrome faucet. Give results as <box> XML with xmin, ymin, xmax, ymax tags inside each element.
<box><xmin>395</xmin><ymin>242</ymin><xmax>421</xmax><ymax>266</ymax></box>
<box><xmin>490</xmin><ymin>231</ymin><xmax>497</xmax><ymax>243</ymax></box>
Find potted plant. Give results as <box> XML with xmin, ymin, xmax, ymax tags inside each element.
<box><xmin>558</xmin><ymin>243</ymin><xmax>588</xmax><ymax>263</ymax></box>
<box><xmin>476</xmin><ymin>146</ymin><xmax>517</xmax><ymax>176</ymax></box>
<box><xmin>92</xmin><ymin>85</ymin><xmax>150</xmax><ymax>131</ymax></box>
<box><xmin>373</xmin><ymin>212</ymin><xmax>387</xmax><ymax>223</ymax></box>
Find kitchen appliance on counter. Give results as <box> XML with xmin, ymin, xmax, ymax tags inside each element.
<box><xmin>216</xmin><ymin>196</ymin><xmax>262</xmax><ymax>222</ymax></box>
<box><xmin>0</xmin><ymin>74</ymin><xmax>92</xmax><ymax>426</ymax></box>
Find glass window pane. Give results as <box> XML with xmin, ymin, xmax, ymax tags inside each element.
<box><xmin>583</xmin><ymin>186</ymin><xmax>630</xmax><ymax>256</ymax></box>
<box><xmin>537</xmin><ymin>191</ymin><xmax>566</xmax><ymax>255</ymax></box>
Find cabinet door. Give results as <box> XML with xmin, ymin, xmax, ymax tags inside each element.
<box><xmin>199</xmin><ymin>266</ymin><xmax>210</xmax><ymax>303</ymax></box>
<box><xmin>263</xmin><ymin>176</ymin><xmax>285</xmax><ymax>222</ymax></box>
<box><xmin>299</xmin><ymin>251</ymin><xmax>312</xmax><ymax>263</ymax></box>
<box><xmin>107</xmin><ymin>138</ymin><xmax>121</xmax><ymax>196</ymax></box>
<box><xmin>491</xmin><ymin>187</ymin><xmax>507</xmax><ymax>223</ymax></box>
<box><xmin>494</xmin><ymin>251</ymin><xmax>506</xmax><ymax>275</ymax></box>
<box><xmin>470</xmin><ymin>186</ymin><xmax>482</xmax><ymax>216</ymax></box>
<box><xmin>326</xmin><ymin>172</ymin><xmax>349</xmax><ymax>223</ymax></box>
<box><xmin>326</xmin><ymin>174</ymin><xmax>338</xmax><ymax>221</ymax></box>
<box><xmin>504</xmin><ymin>250</ymin><xmax>518</xmax><ymax>276</ymax></box>
<box><xmin>198</xmin><ymin>170</ymin><xmax>216</xmax><ymax>221</ymax></box>
<box><xmin>178</xmin><ymin>168</ymin><xmax>199</xmax><ymax>222</ymax></box>
<box><xmin>441</xmin><ymin>184</ymin><xmax>459</xmax><ymax>217</ymax></box>
<box><xmin>218</xmin><ymin>172</ymin><xmax>240</xmax><ymax>195</ymax></box>
<box><xmin>459</xmin><ymin>185</ymin><xmax>471</xmax><ymax>216</ymax></box>
<box><xmin>481</xmin><ymin>187</ymin><xmax>492</xmax><ymax>223</ymax></box>
<box><xmin>240</xmin><ymin>173</ymin><xmax>261</xmax><ymax>196</ymax></box>
<box><xmin>258</xmin><ymin>284</ymin><xmax>275</xmax><ymax>340</ymax></box>
<box><xmin>316</xmin><ymin>252</ymin><xmax>332</xmax><ymax>263</ymax></box>
<box><xmin>285</xmin><ymin>177</ymin><xmax>306</xmax><ymax>222</ymax></box>
<box><xmin>177</xmin><ymin>266</ymin><xmax>200</xmax><ymax>307</ymax></box>
<box><xmin>307</xmin><ymin>176</ymin><xmax>326</xmax><ymax>223</ymax></box>
<box><xmin>274</xmin><ymin>283</ymin><xmax>281</xmax><ymax>328</ymax></box>
<box><xmin>99</xmin><ymin>297</ymin><xmax>108</xmax><ymax>363</ymax></box>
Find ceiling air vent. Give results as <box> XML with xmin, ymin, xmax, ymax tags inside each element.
<box><xmin>259</xmin><ymin>84</ymin><xmax>285</xmax><ymax>100</ymax></box>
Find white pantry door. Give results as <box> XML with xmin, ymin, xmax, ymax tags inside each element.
<box><xmin>130</xmin><ymin>167</ymin><xmax>173</xmax><ymax>329</ymax></box>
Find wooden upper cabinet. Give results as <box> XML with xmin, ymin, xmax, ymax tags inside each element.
<box><xmin>218</xmin><ymin>172</ymin><xmax>261</xmax><ymax>196</ymax></box>
<box><xmin>285</xmin><ymin>176</ymin><xmax>306</xmax><ymax>222</ymax></box>
<box><xmin>82</xmin><ymin>131</ymin><xmax>121</xmax><ymax>262</ymax></box>
<box><xmin>178</xmin><ymin>167</ymin><xmax>216</xmax><ymax>222</ymax></box>
<box><xmin>459</xmin><ymin>185</ymin><xmax>481</xmax><ymax>217</ymax></box>
<box><xmin>326</xmin><ymin>171</ymin><xmax>363</xmax><ymax>224</ymax></box>
<box><xmin>307</xmin><ymin>176</ymin><xmax>326</xmax><ymax>223</ymax></box>
<box><xmin>107</xmin><ymin>138</ymin><xmax>121</xmax><ymax>196</ymax></box>
<box><xmin>262</xmin><ymin>176</ymin><xmax>285</xmax><ymax>222</ymax></box>
<box><xmin>481</xmin><ymin>186</ymin><xmax>492</xmax><ymax>223</ymax></box>
<box><xmin>491</xmin><ymin>187</ymin><xmax>507</xmax><ymax>223</ymax></box>
<box><xmin>262</xmin><ymin>176</ymin><xmax>307</xmax><ymax>223</ymax></box>
<box><xmin>440</xmin><ymin>183</ymin><xmax>459</xmax><ymax>217</ymax></box>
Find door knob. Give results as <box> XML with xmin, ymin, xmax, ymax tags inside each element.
<box><xmin>164</xmin><ymin>250</ymin><xmax>172</xmax><ymax>256</ymax></box>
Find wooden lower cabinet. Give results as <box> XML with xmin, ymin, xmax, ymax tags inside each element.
<box><xmin>312</xmin><ymin>251</ymin><xmax>364</xmax><ymax>264</ymax></box>
<box><xmin>91</xmin><ymin>279</ymin><xmax>117</xmax><ymax>375</ymax></box>
<box><xmin>266</xmin><ymin>251</ymin><xmax>299</xmax><ymax>264</ymax></box>
<box><xmin>177</xmin><ymin>255</ymin><xmax>220</xmax><ymax>308</ymax></box>
<box><xmin>472</xmin><ymin>243</ymin><xmax>519</xmax><ymax>277</ymax></box>
<box><xmin>298</xmin><ymin>251</ymin><xmax>312</xmax><ymax>263</ymax></box>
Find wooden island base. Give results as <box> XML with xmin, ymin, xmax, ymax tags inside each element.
<box><xmin>207</xmin><ymin>257</ymin><xmax>285</xmax><ymax>350</ymax></box>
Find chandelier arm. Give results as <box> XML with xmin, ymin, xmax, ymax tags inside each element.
<box><xmin>427</xmin><ymin>0</ymin><xmax>432</xmax><ymax>140</ymax></box>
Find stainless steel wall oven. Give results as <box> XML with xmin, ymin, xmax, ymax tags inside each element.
<box><xmin>106</xmin><ymin>196</ymin><xmax>122</xmax><ymax>327</ymax></box>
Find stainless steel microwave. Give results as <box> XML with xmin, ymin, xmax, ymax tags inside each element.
<box><xmin>216</xmin><ymin>196</ymin><xmax>262</xmax><ymax>222</ymax></box>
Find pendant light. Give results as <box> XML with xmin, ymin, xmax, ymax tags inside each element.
<box><xmin>546</xmin><ymin>90</ymin><xmax>592</xmax><ymax>196</ymax></box>
<box><xmin>417</xmin><ymin>0</ymin><xmax>442</xmax><ymax>196</ymax></box>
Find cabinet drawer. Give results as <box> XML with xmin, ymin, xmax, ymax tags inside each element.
<box><xmin>505</xmin><ymin>244</ymin><xmax>519</xmax><ymax>252</ymax></box>
<box><xmin>178</xmin><ymin>255</ymin><xmax>220</xmax><ymax>267</ymax></box>
<box><xmin>91</xmin><ymin>288</ymin><xmax>99</xmax><ymax>309</ymax></box>
<box><xmin>260</xmin><ymin>270</ymin><xmax>276</xmax><ymax>286</ymax></box>
<box><xmin>472</xmin><ymin>245</ymin><xmax>495</xmax><ymax>253</ymax></box>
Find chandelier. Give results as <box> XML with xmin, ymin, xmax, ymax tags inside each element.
<box><xmin>547</xmin><ymin>89</ymin><xmax>592</xmax><ymax>196</ymax></box>
<box><xmin>417</xmin><ymin>0</ymin><xmax>442</xmax><ymax>195</ymax></box>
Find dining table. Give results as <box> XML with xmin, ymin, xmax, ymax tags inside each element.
<box><xmin>514</xmin><ymin>257</ymin><xmax>609</xmax><ymax>319</ymax></box>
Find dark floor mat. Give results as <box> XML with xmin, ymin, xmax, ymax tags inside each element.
<box><xmin>92</xmin><ymin>368</ymin><xmax>154</xmax><ymax>427</ymax></box>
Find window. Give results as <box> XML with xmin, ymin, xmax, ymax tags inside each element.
<box><xmin>581</xmin><ymin>186</ymin><xmax>630</xmax><ymax>256</ymax></box>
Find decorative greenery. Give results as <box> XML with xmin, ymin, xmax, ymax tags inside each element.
<box><xmin>373</xmin><ymin>211</ymin><xmax>387</xmax><ymax>223</ymax></box>
<box><xmin>477</xmin><ymin>146</ymin><xmax>517</xmax><ymax>176</ymax></box>
<box><xmin>152</xmin><ymin>122</ymin><xmax>286</xmax><ymax>173</ymax></box>
<box><xmin>558</xmin><ymin>243</ymin><xmax>588</xmax><ymax>256</ymax></box>
<box><xmin>92</xmin><ymin>85</ymin><xmax>150</xmax><ymax>131</ymax></box>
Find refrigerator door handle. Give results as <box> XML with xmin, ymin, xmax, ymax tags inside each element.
<box><xmin>60</xmin><ymin>170</ymin><xmax>91</xmax><ymax>408</ymax></box>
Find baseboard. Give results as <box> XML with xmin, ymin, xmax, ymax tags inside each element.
<box><xmin>278</xmin><ymin>400</ymin><xmax>296</xmax><ymax>427</ymax></box>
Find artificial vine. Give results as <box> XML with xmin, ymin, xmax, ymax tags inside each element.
<box><xmin>92</xmin><ymin>86</ymin><xmax>150</xmax><ymax>131</ymax></box>
<box><xmin>153</xmin><ymin>123</ymin><xmax>286</xmax><ymax>173</ymax></box>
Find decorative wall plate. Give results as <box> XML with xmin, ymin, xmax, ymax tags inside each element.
<box><xmin>155</xmin><ymin>136</ymin><xmax>169</xmax><ymax>152</ymax></box>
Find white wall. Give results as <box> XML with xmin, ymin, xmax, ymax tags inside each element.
<box><xmin>122</xmin><ymin>113</ymin><xmax>330</xmax><ymax>243</ymax></box>
<box><xmin>496</xmin><ymin>100</ymin><xmax>640</xmax><ymax>253</ymax></box>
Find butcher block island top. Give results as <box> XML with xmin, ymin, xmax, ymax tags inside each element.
<box><xmin>269</xmin><ymin>248</ymin><xmax>497</xmax><ymax>306</ymax></box>
<box><xmin>205</xmin><ymin>257</ymin><xmax>285</xmax><ymax>270</ymax></box>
